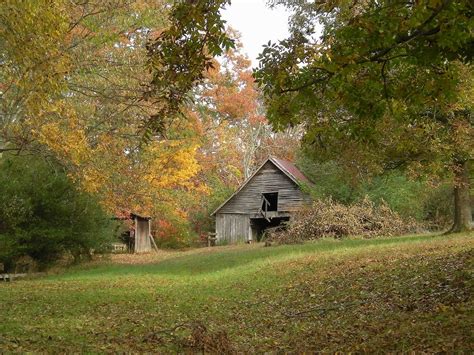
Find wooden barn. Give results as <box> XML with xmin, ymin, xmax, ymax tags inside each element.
<box><xmin>211</xmin><ymin>157</ymin><xmax>312</xmax><ymax>244</ymax></box>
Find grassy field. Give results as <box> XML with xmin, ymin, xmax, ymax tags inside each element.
<box><xmin>0</xmin><ymin>233</ymin><xmax>473</xmax><ymax>352</ymax></box>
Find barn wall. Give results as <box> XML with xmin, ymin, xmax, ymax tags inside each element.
<box><xmin>219</xmin><ymin>161</ymin><xmax>310</xmax><ymax>214</ymax></box>
<box><xmin>135</xmin><ymin>219</ymin><xmax>151</xmax><ymax>253</ymax></box>
<box><xmin>216</xmin><ymin>213</ymin><xmax>250</xmax><ymax>244</ymax></box>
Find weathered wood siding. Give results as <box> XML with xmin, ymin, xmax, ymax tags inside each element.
<box><xmin>219</xmin><ymin>161</ymin><xmax>310</xmax><ymax>214</ymax></box>
<box><xmin>135</xmin><ymin>219</ymin><xmax>151</xmax><ymax>253</ymax></box>
<box><xmin>216</xmin><ymin>213</ymin><xmax>250</xmax><ymax>244</ymax></box>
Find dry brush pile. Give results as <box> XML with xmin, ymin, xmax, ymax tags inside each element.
<box><xmin>266</xmin><ymin>198</ymin><xmax>423</xmax><ymax>245</ymax></box>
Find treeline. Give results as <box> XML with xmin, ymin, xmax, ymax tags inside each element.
<box><xmin>298</xmin><ymin>158</ymin><xmax>456</xmax><ymax>230</ymax></box>
<box><xmin>0</xmin><ymin>1</ymin><xmax>300</xmax><ymax>268</ymax></box>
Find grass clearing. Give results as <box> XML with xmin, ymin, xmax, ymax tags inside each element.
<box><xmin>0</xmin><ymin>232</ymin><xmax>473</xmax><ymax>352</ymax></box>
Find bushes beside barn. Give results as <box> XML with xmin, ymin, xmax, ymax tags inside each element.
<box><xmin>297</xmin><ymin>157</ymin><xmax>456</xmax><ymax>229</ymax></box>
<box><xmin>266</xmin><ymin>198</ymin><xmax>422</xmax><ymax>245</ymax></box>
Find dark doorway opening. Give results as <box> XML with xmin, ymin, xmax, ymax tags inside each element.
<box><xmin>262</xmin><ymin>192</ymin><xmax>278</xmax><ymax>212</ymax></box>
<box><xmin>250</xmin><ymin>216</ymin><xmax>289</xmax><ymax>242</ymax></box>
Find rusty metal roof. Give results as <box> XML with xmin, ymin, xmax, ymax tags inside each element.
<box><xmin>271</xmin><ymin>157</ymin><xmax>311</xmax><ymax>184</ymax></box>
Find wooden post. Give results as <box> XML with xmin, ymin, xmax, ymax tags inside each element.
<box><xmin>134</xmin><ymin>217</ymin><xmax>138</xmax><ymax>253</ymax></box>
<box><xmin>261</xmin><ymin>195</ymin><xmax>271</xmax><ymax>222</ymax></box>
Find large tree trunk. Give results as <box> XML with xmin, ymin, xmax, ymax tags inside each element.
<box><xmin>450</xmin><ymin>160</ymin><xmax>473</xmax><ymax>233</ymax></box>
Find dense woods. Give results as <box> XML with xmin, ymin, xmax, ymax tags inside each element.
<box><xmin>0</xmin><ymin>0</ymin><xmax>472</xmax><ymax>269</ymax></box>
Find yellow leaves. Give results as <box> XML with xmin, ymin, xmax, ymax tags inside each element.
<box><xmin>31</xmin><ymin>100</ymin><xmax>90</xmax><ymax>165</ymax></box>
<box><xmin>0</xmin><ymin>0</ymin><xmax>71</xmax><ymax>97</ymax></box>
<box><xmin>0</xmin><ymin>0</ymin><xmax>204</xmax><ymax>223</ymax></box>
<box><xmin>80</xmin><ymin>167</ymin><xmax>108</xmax><ymax>194</ymax></box>
<box><xmin>27</xmin><ymin>93</ymin><xmax>203</xmax><ymax>221</ymax></box>
<box><xmin>131</xmin><ymin>0</ymin><xmax>167</xmax><ymax>13</ymax></box>
<box><xmin>143</xmin><ymin>140</ymin><xmax>201</xmax><ymax>190</ymax></box>
<box><xmin>39</xmin><ymin>125</ymin><xmax>89</xmax><ymax>166</ymax></box>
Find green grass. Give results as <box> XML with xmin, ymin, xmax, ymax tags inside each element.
<box><xmin>0</xmin><ymin>233</ymin><xmax>473</xmax><ymax>352</ymax></box>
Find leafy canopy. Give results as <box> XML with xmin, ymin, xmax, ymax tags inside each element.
<box><xmin>146</xmin><ymin>0</ymin><xmax>234</xmax><ymax>135</ymax></box>
<box><xmin>256</xmin><ymin>0</ymin><xmax>473</xmax><ymax>176</ymax></box>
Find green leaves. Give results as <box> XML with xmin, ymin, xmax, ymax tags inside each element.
<box><xmin>146</xmin><ymin>0</ymin><xmax>234</xmax><ymax>135</ymax></box>
<box><xmin>0</xmin><ymin>155</ymin><xmax>116</xmax><ymax>270</ymax></box>
<box><xmin>256</xmin><ymin>0</ymin><xmax>473</xmax><ymax>230</ymax></box>
<box><xmin>255</xmin><ymin>0</ymin><xmax>473</xmax><ymax>176</ymax></box>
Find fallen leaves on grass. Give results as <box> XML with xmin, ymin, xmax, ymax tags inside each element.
<box><xmin>143</xmin><ymin>321</ymin><xmax>235</xmax><ymax>353</ymax></box>
<box><xmin>0</xmin><ymin>234</ymin><xmax>472</xmax><ymax>353</ymax></box>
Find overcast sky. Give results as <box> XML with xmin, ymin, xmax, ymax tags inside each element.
<box><xmin>222</xmin><ymin>0</ymin><xmax>291</xmax><ymax>66</ymax></box>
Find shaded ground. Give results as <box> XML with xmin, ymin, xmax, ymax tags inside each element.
<box><xmin>0</xmin><ymin>233</ymin><xmax>472</xmax><ymax>352</ymax></box>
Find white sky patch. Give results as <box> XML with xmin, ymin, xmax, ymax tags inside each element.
<box><xmin>222</xmin><ymin>0</ymin><xmax>291</xmax><ymax>66</ymax></box>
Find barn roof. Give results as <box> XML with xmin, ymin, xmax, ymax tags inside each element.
<box><xmin>271</xmin><ymin>157</ymin><xmax>311</xmax><ymax>184</ymax></box>
<box><xmin>211</xmin><ymin>156</ymin><xmax>311</xmax><ymax>216</ymax></box>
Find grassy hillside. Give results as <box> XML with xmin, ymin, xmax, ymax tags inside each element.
<box><xmin>0</xmin><ymin>233</ymin><xmax>473</xmax><ymax>352</ymax></box>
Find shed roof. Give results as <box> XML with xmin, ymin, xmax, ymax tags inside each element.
<box><xmin>211</xmin><ymin>156</ymin><xmax>311</xmax><ymax>216</ymax></box>
<box><xmin>114</xmin><ymin>212</ymin><xmax>152</xmax><ymax>221</ymax></box>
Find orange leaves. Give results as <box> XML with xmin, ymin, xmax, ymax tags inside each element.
<box><xmin>204</xmin><ymin>59</ymin><xmax>222</xmax><ymax>79</ymax></box>
<box><xmin>204</xmin><ymin>63</ymin><xmax>259</xmax><ymax>123</ymax></box>
<box><xmin>154</xmin><ymin>219</ymin><xmax>177</xmax><ymax>239</ymax></box>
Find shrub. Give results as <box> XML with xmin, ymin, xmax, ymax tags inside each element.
<box><xmin>266</xmin><ymin>198</ymin><xmax>423</xmax><ymax>245</ymax></box>
<box><xmin>297</xmin><ymin>155</ymin><xmax>456</xmax><ymax>229</ymax></box>
<box><xmin>297</xmin><ymin>158</ymin><xmax>358</xmax><ymax>204</ymax></box>
<box><xmin>423</xmin><ymin>182</ymin><xmax>454</xmax><ymax>230</ymax></box>
<box><xmin>0</xmin><ymin>155</ymin><xmax>116</xmax><ymax>271</ymax></box>
<box><xmin>188</xmin><ymin>177</ymin><xmax>235</xmax><ymax>239</ymax></box>
<box><xmin>152</xmin><ymin>218</ymin><xmax>197</xmax><ymax>249</ymax></box>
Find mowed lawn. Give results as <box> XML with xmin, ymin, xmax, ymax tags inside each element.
<box><xmin>1</xmin><ymin>233</ymin><xmax>473</xmax><ymax>352</ymax></box>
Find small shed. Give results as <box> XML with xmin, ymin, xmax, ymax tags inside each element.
<box><xmin>211</xmin><ymin>157</ymin><xmax>312</xmax><ymax>244</ymax></box>
<box><xmin>116</xmin><ymin>213</ymin><xmax>157</xmax><ymax>253</ymax></box>
<box><xmin>131</xmin><ymin>213</ymin><xmax>154</xmax><ymax>253</ymax></box>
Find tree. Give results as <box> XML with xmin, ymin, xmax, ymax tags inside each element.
<box><xmin>146</xmin><ymin>0</ymin><xmax>234</xmax><ymax>135</ymax></box>
<box><xmin>193</xmin><ymin>31</ymin><xmax>303</xmax><ymax>186</ymax></box>
<box><xmin>256</xmin><ymin>0</ymin><xmax>473</xmax><ymax>231</ymax></box>
<box><xmin>0</xmin><ymin>1</ymin><xmax>206</xmax><ymax>219</ymax></box>
<box><xmin>0</xmin><ymin>155</ymin><xmax>115</xmax><ymax>271</ymax></box>
<box><xmin>0</xmin><ymin>1</ymin><xmax>165</xmax><ymax>150</ymax></box>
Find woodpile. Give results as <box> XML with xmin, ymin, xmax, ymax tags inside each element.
<box><xmin>266</xmin><ymin>198</ymin><xmax>422</xmax><ymax>244</ymax></box>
